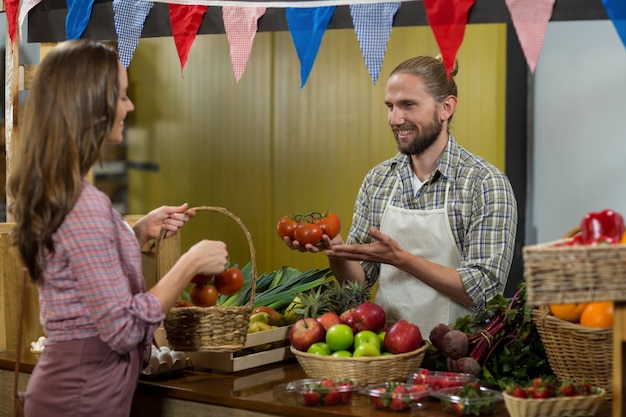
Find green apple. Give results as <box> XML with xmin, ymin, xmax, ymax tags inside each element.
<box><xmin>352</xmin><ymin>342</ymin><xmax>380</xmax><ymax>357</ymax></box>
<box><xmin>331</xmin><ymin>350</ymin><xmax>353</xmax><ymax>358</ymax></box>
<box><xmin>325</xmin><ymin>324</ymin><xmax>354</xmax><ymax>352</ymax></box>
<box><xmin>378</xmin><ymin>331</ymin><xmax>386</xmax><ymax>350</ymax></box>
<box><xmin>354</xmin><ymin>330</ymin><xmax>382</xmax><ymax>351</ymax></box>
<box><xmin>307</xmin><ymin>342</ymin><xmax>332</xmax><ymax>355</ymax></box>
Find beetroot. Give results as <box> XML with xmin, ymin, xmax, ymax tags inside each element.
<box><xmin>442</xmin><ymin>329</ymin><xmax>468</xmax><ymax>360</ymax></box>
<box><xmin>455</xmin><ymin>356</ymin><xmax>482</xmax><ymax>377</ymax></box>
<box><xmin>429</xmin><ymin>323</ymin><xmax>452</xmax><ymax>352</ymax></box>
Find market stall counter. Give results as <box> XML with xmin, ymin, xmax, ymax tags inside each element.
<box><xmin>0</xmin><ymin>350</ymin><xmax>613</xmax><ymax>417</ymax></box>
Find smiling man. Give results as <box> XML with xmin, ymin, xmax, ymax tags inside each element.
<box><xmin>285</xmin><ymin>55</ymin><xmax>518</xmax><ymax>336</ymax></box>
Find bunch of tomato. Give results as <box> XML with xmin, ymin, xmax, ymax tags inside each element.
<box><xmin>188</xmin><ymin>267</ymin><xmax>244</xmax><ymax>307</ymax></box>
<box><xmin>276</xmin><ymin>211</ymin><xmax>342</xmax><ymax>246</ymax></box>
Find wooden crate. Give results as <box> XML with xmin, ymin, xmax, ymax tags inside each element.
<box><xmin>155</xmin><ymin>325</ymin><xmax>294</xmax><ymax>373</ymax></box>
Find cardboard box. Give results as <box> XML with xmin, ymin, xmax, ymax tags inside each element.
<box><xmin>155</xmin><ymin>325</ymin><xmax>294</xmax><ymax>373</ymax></box>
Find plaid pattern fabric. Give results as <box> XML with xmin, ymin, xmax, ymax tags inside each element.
<box><xmin>39</xmin><ymin>180</ymin><xmax>164</xmax><ymax>354</ymax></box>
<box><xmin>348</xmin><ymin>135</ymin><xmax>518</xmax><ymax>311</ymax></box>
<box><xmin>350</xmin><ymin>2</ymin><xmax>400</xmax><ymax>84</ymax></box>
<box><xmin>506</xmin><ymin>0</ymin><xmax>556</xmax><ymax>73</ymax></box>
<box><xmin>223</xmin><ymin>6</ymin><xmax>267</xmax><ymax>82</ymax></box>
<box><xmin>114</xmin><ymin>0</ymin><xmax>155</xmax><ymax>68</ymax></box>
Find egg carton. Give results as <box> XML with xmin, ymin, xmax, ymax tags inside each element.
<box><xmin>141</xmin><ymin>345</ymin><xmax>193</xmax><ymax>379</ymax></box>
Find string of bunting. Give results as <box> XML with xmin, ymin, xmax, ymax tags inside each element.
<box><xmin>7</xmin><ymin>0</ymin><xmax>626</xmax><ymax>86</ymax></box>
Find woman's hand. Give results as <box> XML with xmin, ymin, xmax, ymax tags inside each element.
<box><xmin>134</xmin><ymin>203</ymin><xmax>196</xmax><ymax>247</ymax></box>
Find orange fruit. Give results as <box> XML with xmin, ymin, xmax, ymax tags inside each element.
<box><xmin>549</xmin><ymin>303</ymin><xmax>587</xmax><ymax>323</ymax></box>
<box><xmin>579</xmin><ymin>301</ymin><xmax>614</xmax><ymax>328</ymax></box>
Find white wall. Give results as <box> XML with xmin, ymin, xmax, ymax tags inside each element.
<box><xmin>530</xmin><ymin>20</ymin><xmax>626</xmax><ymax>244</ymax></box>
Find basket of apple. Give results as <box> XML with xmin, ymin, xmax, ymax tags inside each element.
<box><xmin>289</xmin><ymin>301</ymin><xmax>429</xmax><ymax>386</ymax></box>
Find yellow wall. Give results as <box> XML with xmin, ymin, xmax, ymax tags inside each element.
<box><xmin>126</xmin><ymin>24</ymin><xmax>506</xmax><ymax>276</ymax></box>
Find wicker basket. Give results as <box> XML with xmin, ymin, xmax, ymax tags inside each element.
<box><xmin>531</xmin><ymin>307</ymin><xmax>612</xmax><ymax>398</ymax></box>
<box><xmin>502</xmin><ymin>389</ymin><xmax>606</xmax><ymax>417</ymax></box>
<box><xmin>159</xmin><ymin>206</ymin><xmax>257</xmax><ymax>352</ymax></box>
<box><xmin>290</xmin><ymin>341</ymin><xmax>429</xmax><ymax>386</ymax></box>
<box><xmin>523</xmin><ymin>240</ymin><xmax>626</xmax><ymax>306</ymax></box>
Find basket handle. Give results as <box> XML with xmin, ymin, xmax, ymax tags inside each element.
<box><xmin>154</xmin><ymin>206</ymin><xmax>257</xmax><ymax>307</ymax></box>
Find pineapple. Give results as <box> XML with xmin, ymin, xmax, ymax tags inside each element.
<box><xmin>293</xmin><ymin>279</ymin><xmax>374</xmax><ymax>318</ymax></box>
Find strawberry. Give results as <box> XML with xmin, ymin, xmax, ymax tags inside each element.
<box><xmin>337</xmin><ymin>381</ymin><xmax>353</xmax><ymax>403</ymax></box>
<box><xmin>369</xmin><ymin>387</ymin><xmax>388</xmax><ymax>409</ymax></box>
<box><xmin>451</xmin><ymin>403</ymin><xmax>465</xmax><ymax>415</ymax></box>
<box><xmin>511</xmin><ymin>387</ymin><xmax>526</xmax><ymax>398</ymax></box>
<box><xmin>323</xmin><ymin>387</ymin><xmax>341</xmax><ymax>405</ymax></box>
<box><xmin>302</xmin><ymin>389</ymin><xmax>321</xmax><ymax>405</ymax></box>
<box><xmin>389</xmin><ymin>395</ymin><xmax>409</xmax><ymax>412</ymax></box>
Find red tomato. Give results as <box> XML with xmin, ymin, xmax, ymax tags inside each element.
<box><xmin>191</xmin><ymin>274</ymin><xmax>213</xmax><ymax>284</ymax></box>
<box><xmin>190</xmin><ymin>283</ymin><xmax>218</xmax><ymax>307</ymax></box>
<box><xmin>214</xmin><ymin>267</ymin><xmax>244</xmax><ymax>295</ymax></box>
<box><xmin>276</xmin><ymin>215</ymin><xmax>298</xmax><ymax>239</ymax></box>
<box><xmin>294</xmin><ymin>222</ymin><xmax>323</xmax><ymax>245</ymax></box>
<box><xmin>318</xmin><ymin>212</ymin><xmax>341</xmax><ymax>239</ymax></box>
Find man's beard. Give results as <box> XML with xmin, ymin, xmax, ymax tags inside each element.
<box><xmin>394</xmin><ymin>112</ymin><xmax>443</xmax><ymax>156</ymax></box>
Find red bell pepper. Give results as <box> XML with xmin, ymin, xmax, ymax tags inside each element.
<box><xmin>580</xmin><ymin>209</ymin><xmax>625</xmax><ymax>245</ymax></box>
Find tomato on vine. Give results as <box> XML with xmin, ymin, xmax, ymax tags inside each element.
<box><xmin>277</xmin><ymin>215</ymin><xmax>298</xmax><ymax>240</ymax></box>
<box><xmin>318</xmin><ymin>212</ymin><xmax>341</xmax><ymax>239</ymax></box>
<box><xmin>294</xmin><ymin>222</ymin><xmax>323</xmax><ymax>245</ymax></box>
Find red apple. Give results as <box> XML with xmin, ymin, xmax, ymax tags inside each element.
<box><xmin>384</xmin><ymin>320</ymin><xmax>423</xmax><ymax>354</ymax></box>
<box><xmin>316</xmin><ymin>311</ymin><xmax>342</xmax><ymax>331</ymax></box>
<box><xmin>289</xmin><ymin>317</ymin><xmax>326</xmax><ymax>352</ymax></box>
<box><xmin>352</xmin><ymin>302</ymin><xmax>386</xmax><ymax>333</ymax></box>
<box><xmin>339</xmin><ymin>308</ymin><xmax>357</xmax><ymax>331</ymax></box>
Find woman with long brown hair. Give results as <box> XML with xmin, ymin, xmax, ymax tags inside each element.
<box><xmin>8</xmin><ymin>39</ymin><xmax>228</xmax><ymax>416</ymax></box>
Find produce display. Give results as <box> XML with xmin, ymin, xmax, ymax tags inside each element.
<box><xmin>276</xmin><ymin>211</ymin><xmax>342</xmax><ymax>245</ymax></box>
<box><xmin>281</xmin><ymin>378</ymin><xmax>355</xmax><ymax>406</ymax></box>
<box><xmin>556</xmin><ymin>208</ymin><xmax>625</xmax><ymax>246</ymax></box>
<box><xmin>411</xmin><ymin>369</ymin><xmax>475</xmax><ymax>392</ymax></box>
<box><xmin>503</xmin><ymin>376</ymin><xmax>598</xmax><ymax>399</ymax></box>
<box><xmin>361</xmin><ymin>381</ymin><xmax>431</xmax><ymax>412</ymax></box>
<box><xmin>288</xmin><ymin>300</ymin><xmax>423</xmax><ymax>357</ymax></box>
<box><xmin>423</xmin><ymin>283</ymin><xmax>553</xmax><ymax>389</ymax></box>
<box><xmin>432</xmin><ymin>383</ymin><xmax>503</xmax><ymax>416</ymax></box>
<box><xmin>549</xmin><ymin>301</ymin><xmax>614</xmax><ymax>328</ymax></box>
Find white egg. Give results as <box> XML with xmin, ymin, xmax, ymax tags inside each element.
<box><xmin>149</xmin><ymin>355</ymin><xmax>160</xmax><ymax>372</ymax></box>
<box><xmin>159</xmin><ymin>346</ymin><xmax>171</xmax><ymax>353</ymax></box>
<box><xmin>157</xmin><ymin>351</ymin><xmax>173</xmax><ymax>368</ymax></box>
<box><xmin>170</xmin><ymin>351</ymin><xmax>186</xmax><ymax>366</ymax></box>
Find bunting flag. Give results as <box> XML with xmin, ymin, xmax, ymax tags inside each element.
<box><xmin>505</xmin><ymin>0</ymin><xmax>556</xmax><ymax>73</ymax></box>
<box><xmin>18</xmin><ymin>0</ymin><xmax>44</xmax><ymax>40</ymax></box>
<box><xmin>350</xmin><ymin>2</ymin><xmax>400</xmax><ymax>84</ymax></box>
<box><xmin>5</xmin><ymin>0</ymin><xmax>19</xmax><ymax>45</ymax></box>
<box><xmin>423</xmin><ymin>0</ymin><xmax>476</xmax><ymax>78</ymax></box>
<box><xmin>602</xmin><ymin>0</ymin><xmax>626</xmax><ymax>49</ymax></box>
<box><xmin>286</xmin><ymin>6</ymin><xmax>336</xmax><ymax>88</ymax></box>
<box><xmin>66</xmin><ymin>0</ymin><xmax>96</xmax><ymax>40</ymax></box>
<box><xmin>113</xmin><ymin>0</ymin><xmax>154</xmax><ymax>68</ymax></box>
<box><xmin>169</xmin><ymin>4</ymin><xmax>209</xmax><ymax>74</ymax></box>
<box><xmin>223</xmin><ymin>6</ymin><xmax>267</xmax><ymax>82</ymax></box>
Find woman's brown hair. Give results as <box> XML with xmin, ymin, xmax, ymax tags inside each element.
<box><xmin>7</xmin><ymin>39</ymin><xmax>120</xmax><ymax>283</ymax></box>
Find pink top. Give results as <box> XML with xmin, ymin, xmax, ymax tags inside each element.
<box><xmin>38</xmin><ymin>180</ymin><xmax>164</xmax><ymax>354</ymax></box>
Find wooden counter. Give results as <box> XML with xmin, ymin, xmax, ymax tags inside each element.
<box><xmin>0</xmin><ymin>349</ymin><xmax>614</xmax><ymax>417</ymax></box>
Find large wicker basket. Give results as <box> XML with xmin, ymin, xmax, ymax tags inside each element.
<box><xmin>502</xmin><ymin>389</ymin><xmax>606</xmax><ymax>417</ymax></box>
<box><xmin>531</xmin><ymin>307</ymin><xmax>612</xmax><ymax>399</ymax></box>
<box><xmin>159</xmin><ymin>206</ymin><xmax>257</xmax><ymax>352</ymax></box>
<box><xmin>523</xmin><ymin>240</ymin><xmax>626</xmax><ymax>306</ymax></box>
<box><xmin>290</xmin><ymin>341</ymin><xmax>429</xmax><ymax>386</ymax></box>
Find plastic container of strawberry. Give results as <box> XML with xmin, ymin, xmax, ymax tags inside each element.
<box><xmin>411</xmin><ymin>368</ymin><xmax>476</xmax><ymax>391</ymax></box>
<box><xmin>282</xmin><ymin>378</ymin><xmax>355</xmax><ymax>406</ymax></box>
<box><xmin>360</xmin><ymin>381</ymin><xmax>432</xmax><ymax>412</ymax></box>
<box><xmin>431</xmin><ymin>385</ymin><xmax>503</xmax><ymax>416</ymax></box>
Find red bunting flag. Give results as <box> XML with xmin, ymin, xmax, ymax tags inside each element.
<box><xmin>423</xmin><ymin>0</ymin><xmax>476</xmax><ymax>78</ymax></box>
<box><xmin>169</xmin><ymin>4</ymin><xmax>209</xmax><ymax>75</ymax></box>
<box><xmin>506</xmin><ymin>0</ymin><xmax>556</xmax><ymax>73</ymax></box>
<box><xmin>5</xmin><ymin>0</ymin><xmax>19</xmax><ymax>46</ymax></box>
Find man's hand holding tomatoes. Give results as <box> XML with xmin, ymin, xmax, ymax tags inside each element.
<box><xmin>277</xmin><ymin>211</ymin><xmax>342</xmax><ymax>252</ymax></box>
